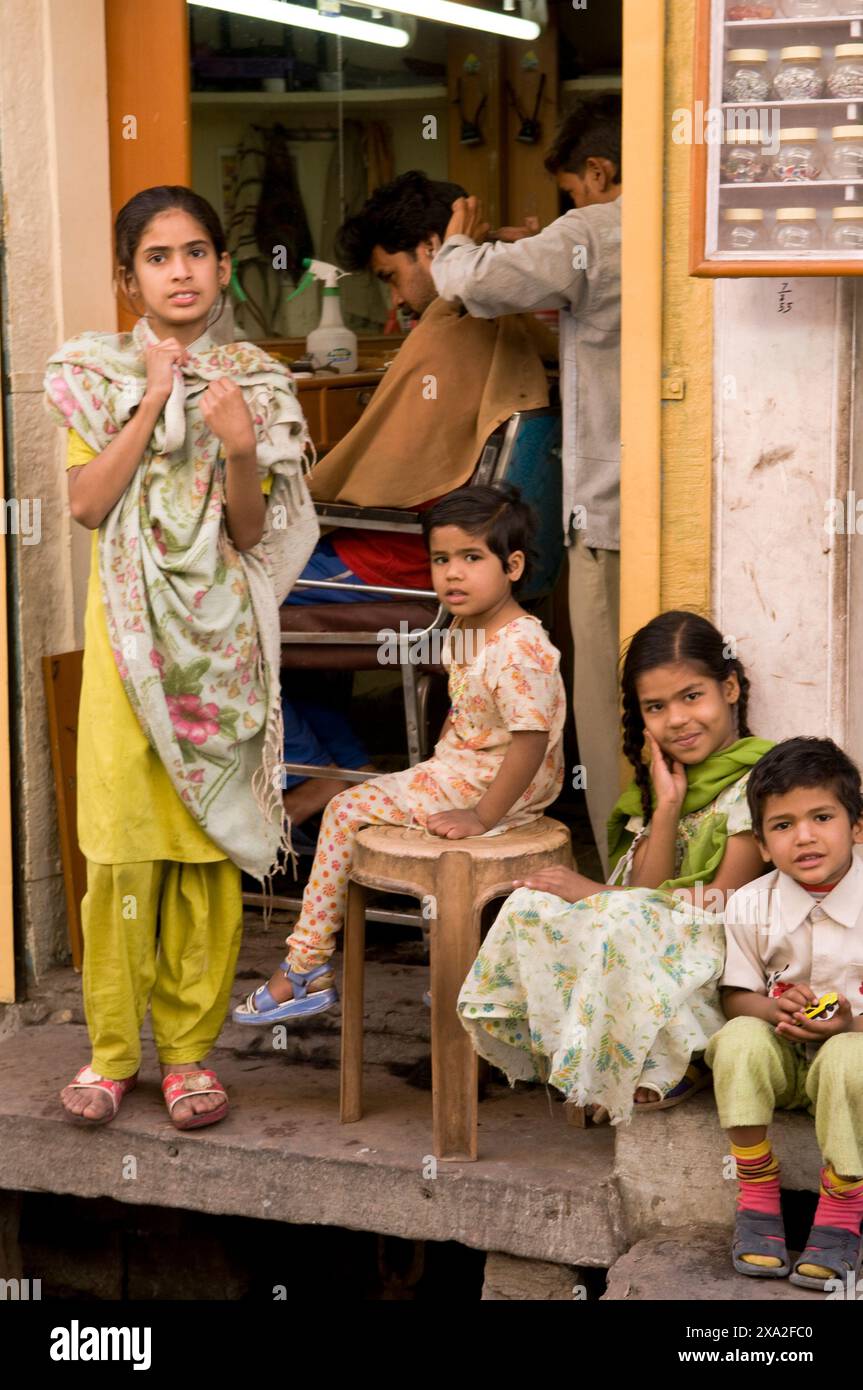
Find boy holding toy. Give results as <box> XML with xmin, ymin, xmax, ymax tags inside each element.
<box><xmin>706</xmin><ymin>737</ymin><xmax>863</xmax><ymax>1290</ymax></box>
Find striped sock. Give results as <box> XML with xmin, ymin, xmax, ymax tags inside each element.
<box><xmin>797</xmin><ymin>1166</ymin><xmax>863</xmax><ymax>1280</ymax></box>
<box><xmin>733</xmin><ymin>1139</ymin><xmax>783</xmax><ymax>1269</ymax></box>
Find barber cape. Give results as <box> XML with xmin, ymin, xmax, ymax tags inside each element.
<box><xmin>308</xmin><ymin>297</ymin><xmax>550</xmax><ymax>508</ymax></box>
<box><xmin>44</xmin><ymin>318</ymin><xmax>319</xmax><ymax>881</ymax></box>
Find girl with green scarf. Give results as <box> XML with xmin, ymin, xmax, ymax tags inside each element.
<box><xmin>45</xmin><ymin>188</ymin><xmax>318</xmax><ymax>1131</ymax></box>
<box><xmin>458</xmin><ymin>611</ymin><xmax>773</xmax><ymax>1125</ymax></box>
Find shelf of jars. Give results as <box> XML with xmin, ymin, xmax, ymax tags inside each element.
<box><xmin>692</xmin><ymin>0</ymin><xmax>863</xmax><ymax>272</ymax></box>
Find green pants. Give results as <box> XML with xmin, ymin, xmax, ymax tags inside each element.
<box><xmin>81</xmin><ymin>859</ymin><xmax>243</xmax><ymax>1078</ymax></box>
<box><xmin>705</xmin><ymin>1015</ymin><xmax>863</xmax><ymax>1178</ymax></box>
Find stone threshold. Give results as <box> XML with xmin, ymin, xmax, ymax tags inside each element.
<box><xmin>0</xmin><ymin>1021</ymin><xmax>623</xmax><ymax>1270</ymax></box>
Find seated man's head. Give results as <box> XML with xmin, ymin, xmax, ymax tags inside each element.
<box><xmin>336</xmin><ymin>170</ymin><xmax>467</xmax><ymax>319</ymax></box>
<box><xmin>544</xmin><ymin>94</ymin><xmax>622</xmax><ymax>209</ymax></box>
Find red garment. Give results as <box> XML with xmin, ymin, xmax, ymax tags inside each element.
<box><xmin>330</xmin><ymin>497</ymin><xmax>440</xmax><ymax>591</ymax></box>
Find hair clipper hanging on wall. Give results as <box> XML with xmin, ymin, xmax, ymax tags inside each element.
<box><xmin>455</xmin><ymin>76</ymin><xmax>487</xmax><ymax>148</ymax></box>
<box><xmin>506</xmin><ymin>73</ymin><xmax>546</xmax><ymax>146</ymax></box>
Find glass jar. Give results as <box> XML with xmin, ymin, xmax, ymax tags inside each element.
<box><xmin>721</xmin><ymin>131</ymin><xmax>769</xmax><ymax>182</ymax></box>
<box><xmin>771</xmin><ymin>207</ymin><xmax>822</xmax><ymax>251</ymax></box>
<box><xmin>828</xmin><ymin>126</ymin><xmax>863</xmax><ymax>180</ymax></box>
<box><xmin>720</xmin><ymin>208</ymin><xmax>767</xmax><ymax>251</ymax></box>
<box><xmin>773</xmin><ymin>47</ymin><xmax>826</xmax><ymax>102</ymax></box>
<box><xmin>829</xmin><ymin>206</ymin><xmax>863</xmax><ymax>248</ymax></box>
<box><xmin>780</xmin><ymin>0</ymin><xmax>831</xmax><ymax>14</ymax></box>
<box><xmin>770</xmin><ymin>128</ymin><xmax>823</xmax><ymax>181</ymax></box>
<box><xmin>828</xmin><ymin>45</ymin><xmax>863</xmax><ymax>99</ymax></box>
<box><xmin>724</xmin><ymin>50</ymin><xmax>771</xmax><ymax>103</ymax></box>
<box><xmin>726</xmin><ymin>4</ymin><xmax>777</xmax><ymax>16</ymax></box>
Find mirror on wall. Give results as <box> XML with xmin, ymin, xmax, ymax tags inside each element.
<box><xmin>189</xmin><ymin>5</ymin><xmax>448</xmax><ymax>345</ymax></box>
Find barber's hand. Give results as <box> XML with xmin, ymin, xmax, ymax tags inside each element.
<box><xmin>445</xmin><ymin>196</ymin><xmax>490</xmax><ymax>244</ymax></box>
<box><xmin>490</xmin><ymin>217</ymin><xmax>541</xmax><ymax>243</ymax></box>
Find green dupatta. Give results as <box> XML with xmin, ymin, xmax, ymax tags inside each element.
<box><xmin>606</xmin><ymin>736</ymin><xmax>773</xmax><ymax>892</ymax></box>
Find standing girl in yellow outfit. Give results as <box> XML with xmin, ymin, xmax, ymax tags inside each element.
<box><xmin>44</xmin><ymin>186</ymin><xmax>317</xmax><ymax>1128</ymax></box>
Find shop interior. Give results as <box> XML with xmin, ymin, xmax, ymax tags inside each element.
<box><xmin>187</xmin><ymin>0</ymin><xmax>621</xmax><ymax>356</ymax></box>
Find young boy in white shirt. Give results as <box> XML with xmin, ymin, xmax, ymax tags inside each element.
<box><xmin>705</xmin><ymin>736</ymin><xmax>863</xmax><ymax>1290</ymax></box>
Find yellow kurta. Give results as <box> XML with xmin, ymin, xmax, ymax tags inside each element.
<box><xmin>67</xmin><ymin>430</ymin><xmax>270</xmax><ymax>865</ymax></box>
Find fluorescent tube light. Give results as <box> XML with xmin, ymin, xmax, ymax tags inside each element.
<box><xmin>187</xmin><ymin>0</ymin><xmax>410</xmax><ymax>48</ymax></box>
<box><xmin>351</xmin><ymin>0</ymin><xmax>539</xmax><ymax>39</ymax></box>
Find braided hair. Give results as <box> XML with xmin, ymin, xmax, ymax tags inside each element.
<box><xmin>619</xmin><ymin>611</ymin><xmax>752</xmax><ymax>824</ymax></box>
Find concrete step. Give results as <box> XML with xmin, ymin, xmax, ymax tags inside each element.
<box><xmin>614</xmin><ymin>1094</ymin><xmax>821</xmax><ymax>1240</ymax></box>
<box><xmin>0</xmin><ymin>1023</ymin><xmax>624</xmax><ymax>1269</ymax></box>
<box><xmin>603</xmin><ymin>1226</ymin><xmax>827</xmax><ymax>1302</ymax></box>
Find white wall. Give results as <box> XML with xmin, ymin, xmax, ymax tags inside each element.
<box><xmin>713</xmin><ymin>276</ymin><xmax>855</xmax><ymax>754</ymax></box>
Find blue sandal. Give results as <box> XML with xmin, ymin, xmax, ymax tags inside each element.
<box><xmin>633</xmin><ymin>1058</ymin><xmax>713</xmax><ymax>1112</ymax></box>
<box><xmin>732</xmin><ymin>1208</ymin><xmax>791</xmax><ymax>1279</ymax></box>
<box><xmin>790</xmin><ymin>1224</ymin><xmax>863</xmax><ymax>1291</ymax></box>
<box><xmin>232</xmin><ymin>961</ymin><xmax>338</xmax><ymax>1025</ymax></box>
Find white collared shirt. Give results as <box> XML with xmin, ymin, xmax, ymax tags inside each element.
<box><xmin>722</xmin><ymin>853</ymin><xmax>863</xmax><ymax>1015</ymax></box>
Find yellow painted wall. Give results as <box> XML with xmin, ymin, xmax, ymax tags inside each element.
<box><xmin>620</xmin><ymin>0</ymin><xmax>714</xmax><ymax>654</ymax></box>
<box><xmin>660</xmin><ymin>0</ymin><xmax>713</xmax><ymax>617</ymax></box>
<box><xmin>620</xmin><ymin>0</ymin><xmax>663</xmax><ymax>643</ymax></box>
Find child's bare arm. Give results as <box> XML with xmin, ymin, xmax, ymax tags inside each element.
<box><xmin>67</xmin><ymin>336</ymin><xmax>187</xmax><ymax>529</ymax></box>
<box><xmin>200</xmin><ymin>378</ymin><xmax>265</xmax><ymax>552</ymax></box>
<box><xmin>475</xmin><ymin>730</ymin><xmax>549</xmax><ymax>828</ymax></box>
<box><xmin>221</xmin><ymin>445</ymin><xmax>266</xmax><ymax>552</ymax></box>
<box><xmin>722</xmin><ymin>982</ymin><xmax>822</xmax><ymax>1027</ymax></box>
<box><xmin>721</xmin><ymin>986</ymin><xmax>779</xmax><ymax>1024</ymax></box>
<box><xmin>426</xmin><ymin>729</ymin><xmax>549</xmax><ymax>839</ymax></box>
<box><xmin>626</xmin><ymin>802</ymin><xmax>681</xmax><ymax>889</ymax></box>
<box><xmin>67</xmin><ymin>391</ymin><xmax>169</xmax><ymax>529</ymax></box>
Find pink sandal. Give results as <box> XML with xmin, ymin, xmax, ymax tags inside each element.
<box><xmin>61</xmin><ymin>1065</ymin><xmax>138</xmax><ymax>1126</ymax></box>
<box><xmin>161</xmin><ymin>1069</ymin><xmax>228</xmax><ymax>1131</ymax></box>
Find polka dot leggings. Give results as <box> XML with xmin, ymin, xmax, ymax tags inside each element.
<box><xmin>284</xmin><ymin>779</ymin><xmax>416</xmax><ymax>973</ymax></box>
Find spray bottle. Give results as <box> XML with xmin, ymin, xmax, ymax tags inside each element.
<box><xmin>287</xmin><ymin>258</ymin><xmax>358</xmax><ymax>374</ymax></box>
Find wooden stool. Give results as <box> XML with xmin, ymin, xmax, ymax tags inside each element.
<box><xmin>339</xmin><ymin>816</ymin><xmax>572</xmax><ymax>1162</ymax></box>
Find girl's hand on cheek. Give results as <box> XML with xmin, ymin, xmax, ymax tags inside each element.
<box><xmin>200</xmin><ymin>378</ymin><xmax>256</xmax><ymax>458</ymax></box>
<box><xmin>646</xmin><ymin>730</ymin><xmax>687</xmax><ymax>811</ymax></box>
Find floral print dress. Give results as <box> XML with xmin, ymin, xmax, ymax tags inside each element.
<box><xmin>284</xmin><ymin>614</ymin><xmax>566</xmax><ymax>971</ymax></box>
<box><xmin>457</xmin><ymin>774</ymin><xmax>753</xmax><ymax>1124</ymax></box>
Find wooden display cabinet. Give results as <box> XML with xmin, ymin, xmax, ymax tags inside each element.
<box><xmin>692</xmin><ymin>0</ymin><xmax>863</xmax><ymax>275</ymax></box>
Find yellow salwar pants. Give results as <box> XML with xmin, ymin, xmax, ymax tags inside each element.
<box><xmin>81</xmin><ymin>859</ymin><xmax>243</xmax><ymax>1078</ymax></box>
<box><xmin>705</xmin><ymin>1016</ymin><xmax>863</xmax><ymax>1178</ymax></box>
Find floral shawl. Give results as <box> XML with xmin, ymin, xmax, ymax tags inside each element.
<box><xmin>45</xmin><ymin>318</ymin><xmax>319</xmax><ymax>881</ymax></box>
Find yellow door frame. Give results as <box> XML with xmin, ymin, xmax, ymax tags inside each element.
<box><xmin>0</xmin><ymin>305</ymin><xmax>14</xmax><ymax>1003</ymax></box>
<box><xmin>620</xmin><ymin>0</ymin><xmax>664</xmax><ymax>647</ymax></box>
<box><xmin>620</xmin><ymin>0</ymin><xmax>714</xmax><ymax>662</ymax></box>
